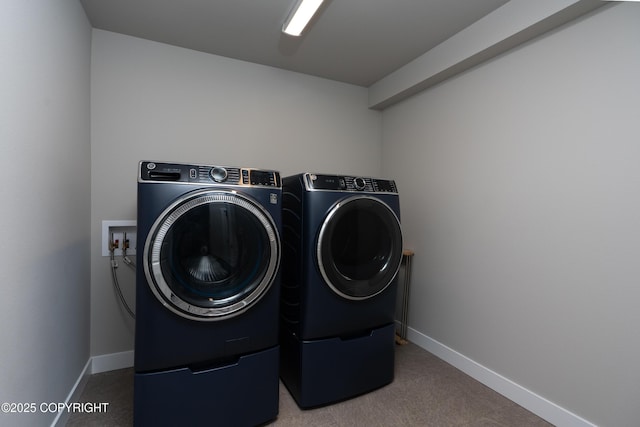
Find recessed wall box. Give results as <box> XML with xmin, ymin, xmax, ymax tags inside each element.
<box><xmin>102</xmin><ymin>220</ymin><xmax>137</xmax><ymax>257</ymax></box>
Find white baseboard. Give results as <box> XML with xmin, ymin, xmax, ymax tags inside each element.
<box><xmin>91</xmin><ymin>350</ymin><xmax>134</xmax><ymax>374</ymax></box>
<box><xmin>50</xmin><ymin>351</ymin><xmax>134</xmax><ymax>426</ymax></box>
<box><xmin>58</xmin><ymin>334</ymin><xmax>597</xmax><ymax>427</ymax></box>
<box><xmin>51</xmin><ymin>358</ymin><xmax>92</xmax><ymax>427</ymax></box>
<box><xmin>406</xmin><ymin>327</ymin><xmax>597</xmax><ymax>427</ymax></box>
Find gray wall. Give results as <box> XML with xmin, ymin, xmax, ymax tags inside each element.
<box><xmin>381</xmin><ymin>4</ymin><xmax>640</xmax><ymax>427</ymax></box>
<box><xmin>3</xmin><ymin>2</ymin><xmax>637</xmax><ymax>426</ymax></box>
<box><xmin>0</xmin><ymin>1</ymin><xmax>92</xmax><ymax>426</ymax></box>
<box><xmin>89</xmin><ymin>29</ymin><xmax>382</xmax><ymax>357</ymax></box>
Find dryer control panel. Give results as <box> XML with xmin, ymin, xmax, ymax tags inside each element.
<box><xmin>304</xmin><ymin>173</ymin><xmax>398</xmax><ymax>193</ymax></box>
<box><xmin>139</xmin><ymin>161</ymin><xmax>281</xmax><ymax>188</ymax></box>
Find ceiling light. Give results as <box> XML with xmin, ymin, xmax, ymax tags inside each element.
<box><xmin>282</xmin><ymin>0</ymin><xmax>325</xmax><ymax>36</ymax></box>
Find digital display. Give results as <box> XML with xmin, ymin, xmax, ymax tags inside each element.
<box><xmin>250</xmin><ymin>170</ymin><xmax>273</xmax><ymax>186</ymax></box>
<box><xmin>310</xmin><ymin>175</ymin><xmax>347</xmax><ymax>190</ymax></box>
<box><xmin>375</xmin><ymin>180</ymin><xmax>395</xmax><ymax>192</ymax></box>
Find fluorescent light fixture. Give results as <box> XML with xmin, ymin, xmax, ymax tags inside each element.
<box><xmin>282</xmin><ymin>0</ymin><xmax>325</xmax><ymax>36</ymax></box>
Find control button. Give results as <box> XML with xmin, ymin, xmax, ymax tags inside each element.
<box><xmin>354</xmin><ymin>177</ymin><xmax>366</xmax><ymax>190</ymax></box>
<box><xmin>210</xmin><ymin>167</ymin><xmax>228</xmax><ymax>182</ymax></box>
<box><xmin>147</xmin><ymin>162</ymin><xmax>156</xmax><ymax>170</ymax></box>
<box><xmin>189</xmin><ymin>168</ymin><xmax>197</xmax><ymax>179</ymax></box>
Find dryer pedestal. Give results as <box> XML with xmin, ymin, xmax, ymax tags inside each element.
<box><xmin>280</xmin><ymin>323</ymin><xmax>395</xmax><ymax>409</ymax></box>
<box><xmin>134</xmin><ymin>345</ymin><xmax>279</xmax><ymax>427</ymax></box>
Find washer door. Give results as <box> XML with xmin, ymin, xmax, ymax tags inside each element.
<box><xmin>144</xmin><ymin>189</ymin><xmax>280</xmax><ymax>321</ymax></box>
<box><xmin>317</xmin><ymin>195</ymin><xmax>403</xmax><ymax>300</ymax></box>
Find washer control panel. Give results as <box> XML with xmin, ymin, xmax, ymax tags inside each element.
<box><xmin>304</xmin><ymin>173</ymin><xmax>398</xmax><ymax>193</ymax></box>
<box><xmin>139</xmin><ymin>161</ymin><xmax>281</xmax><ymax>187</ymax></box>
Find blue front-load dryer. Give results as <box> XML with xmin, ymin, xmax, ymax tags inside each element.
<box><xmin>280</xmin><ymin>173</ymin><xmax>403</xmax><ymax>408</ymax></box>
<box><xmin>134</xmin><ymin>161</ymin><xmax>282</xmax><ymax>427</ymax></box>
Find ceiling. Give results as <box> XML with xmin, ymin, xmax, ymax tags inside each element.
<box><xmin>80</xmin><ymin>0</ymin><xmax>510</xmax><ymax>87</ymax></box>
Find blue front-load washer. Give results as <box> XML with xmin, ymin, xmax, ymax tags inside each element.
<box><xmin>280</xmin><ymin>173</ymin><xmax>403</xmax><ymax>408</ymax></box>
<box><xmin>134</xmin><ymin>161</ymin><xmax>282</xmax><ymax>426</ymax></box>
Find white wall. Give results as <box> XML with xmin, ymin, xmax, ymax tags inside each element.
<box><xmin>381</xmin><ymin>4</ymin><xmax>640</xmax><ymax>427</ymax></box>
<box><xmin>0</xmin><ymin>1</ymin><xmax>92</xmax><ymax>426</ymax></box>
<box><xmin>89</xmin><ymin>29</ymin><xmax>382</xmax><ymax>357</ymax></box>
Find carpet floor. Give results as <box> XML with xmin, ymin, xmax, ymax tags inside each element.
<box><xmin>66</xmin><ymin>341</ymin><xmax>552</xmax><ymax>426</ymax></box>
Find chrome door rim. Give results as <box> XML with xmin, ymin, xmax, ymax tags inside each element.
<box><xmin>316</xmin><ymin>195</ymin><xmax>402</xmax><ymax>300</ymax></box>
<box><xmin>143</xmin><ymin>189</ymin><xmax>280</xmax><ymax>321</ymax></box>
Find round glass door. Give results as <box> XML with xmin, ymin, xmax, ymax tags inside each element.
<box><xmin>317</xmin><ymin>196</ymin><xmax>403</xmax><ymax>300</ymax></box>
<box><xmin>144</xmin><ymin>189</ymin><xmax>280</xmax><ymax>321</ymax></box>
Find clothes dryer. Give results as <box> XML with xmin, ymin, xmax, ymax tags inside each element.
<box><xmin>134</xmin><ymin>161</ymin><xmax>282</xmax><ymax>426</ymax></box>
<box><xmin>280</xmin><ymin>173</ymin><xmax>403</xmax><ymax>408</ymax></box>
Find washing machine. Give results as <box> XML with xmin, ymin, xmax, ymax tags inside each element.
<box><xmin>280</xmin><ymin>173</ymin><xmax>403</xmax><ymax>408</ymax></box>
<box><xmin>134</xmin><ymin>161</ymin><xmax>282</xmax><ymax>426</ymax></box>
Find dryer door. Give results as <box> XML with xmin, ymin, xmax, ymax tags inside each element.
<box><xmin>144</xmin><ymin>189</ymin><xmax>280</xmax><ymax>321</ymax></box>
<box><xmin>317</xmin><ymin>195</ymin><xmax>403</xmax><ymax>300</ymax></box>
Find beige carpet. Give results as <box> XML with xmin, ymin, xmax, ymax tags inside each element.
<box><xmin>67</xmin><ymin>342</ymin><xmax>552</xmax><ymax>426</ymax></box>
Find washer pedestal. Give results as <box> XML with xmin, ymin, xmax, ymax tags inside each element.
<box><xmin>280</xmin><ymin>323</ymin><xmax>395</xmax><ymax>409</ymax></box>
<box><xmin>134</xmin><ymin>345</ymin><xmax>279</xmax><ymax>427</ymax></box>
